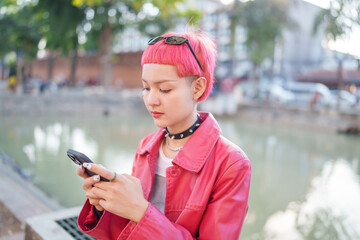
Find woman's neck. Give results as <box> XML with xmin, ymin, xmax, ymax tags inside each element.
<box><xmin>161</xmin><ymin>137</ymin><xmax>187</xmax><ymax>159</ymax></box>
<box><xmin>162</xmin><ymin>111</ymin><xmax>199</xmax><ymax>158</ymax></box>
<box><xmin>166</xmin><ymin>112</ymin><xmax>198</xmax><ymax>135</ymax></box>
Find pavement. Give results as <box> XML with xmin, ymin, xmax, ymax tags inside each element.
<box><xmin>0</xmin><ymin>201</ymin><xmax>22</xmax><ymax>239</ymax></box>
<box><xmin>0</xmin><ymin>155</ymin><xmax>63</xmax><ymax>240</ymax></box>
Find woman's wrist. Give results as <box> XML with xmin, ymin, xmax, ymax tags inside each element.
<box><xmin>132</xmin><ymin>201</ymin><xmax>149</xmax><ymax>223</ymax></box>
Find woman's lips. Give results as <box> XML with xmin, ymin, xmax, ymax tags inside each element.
<box><xmin>150</xmin><ymin>111</ymin><xmax>163</xmax><ymax>118</ymax></box>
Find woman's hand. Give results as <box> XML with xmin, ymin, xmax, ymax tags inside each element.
<box><xmin>83</xmin><ymin>163</ymin><xmax>149</xmax><ymax>223</ymax></box>
<box><xmin>77</xmin><ymin>165</ymin><xmax>104</xmax><ymax>211</ymax></box>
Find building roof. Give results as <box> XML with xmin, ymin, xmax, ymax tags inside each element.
<box><xmin>298</xmin><ymin>69</ymin><xmax>360</xmax><ymax>88</ymax></box>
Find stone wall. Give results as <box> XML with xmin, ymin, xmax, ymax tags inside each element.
<box><xmin>30</xmin><ymin>52</ymin><xmax>143</xmax><ymax>88</ymax></box>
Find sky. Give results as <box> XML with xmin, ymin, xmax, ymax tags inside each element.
<box><xmin>303</xmin><ymin>0</ymin><xmax>330</xmax><ymax>8</ymax></box>
<box><xmin>220</xmin><ymin>0</ymin><xmax>360</xmax><ymax>58</ymax></box>
<box><xmin>303</xmin><ymin>0</ymin><xmax>360</xmax><ymax>58</ymax></box>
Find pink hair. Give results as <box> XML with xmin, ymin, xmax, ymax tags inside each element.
<box><xmin>141</xmin><ymin>31</ymin><xmax>217</xmax><ymax>102</ymax></box>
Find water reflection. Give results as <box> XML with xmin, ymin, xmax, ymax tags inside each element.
<box><xmin>263</xmin><ymin>159</ymin><xmax>360</xmax><ymax>240</ymax></box>
<box><xmin>23</xmin><ymin>144</ymin><xmax>35</xmax><ymax>163</ymax></box>
<box><xmin>34</xmin><ymin>123</ymin><xmax>63</xmax><ymax>156</ymax></box>
<box><xmin>0</xmin><ymin>113</ymin><xmax>156</xmax><ymax>207</ymax></box>
<box><xmin>70</xmin><ymin>128</ymin><xmax>98</xmax><ymax>160</ymax></box>
<box><xmin>215</xmin><ymin>118</ymin><xmax>360</xmax><ymax>240</ymax></box>
<box><xmin>0</xmin><ymin>113</ymin><xmax>359</xmax><ymax>240</ymax></box>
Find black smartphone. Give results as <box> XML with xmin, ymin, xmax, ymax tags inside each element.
<box><xmin>67</xmin><ymin>149</ymin><xmax>109</xmax><ymax>182</ymax></box>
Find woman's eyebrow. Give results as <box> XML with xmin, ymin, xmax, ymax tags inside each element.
<box><xmin>142</xmin><ymin>79</ymin><xmax>177</xmax><ymax>84</ymax></box>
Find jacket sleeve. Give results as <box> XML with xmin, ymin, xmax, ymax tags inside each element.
<box><xmin>197</xmin><ymin>156</ymin><xmax>251</xmax><ymax>239</ymax></box>
<box><xmin>78</xmin><ymin>199</ymin><xmax>130</xmax><ymax>240</ymax></box>
<box><xmin>121</xmin><ymin>154</ymin><xmax>251</xmax><ymax>240</ymax></box>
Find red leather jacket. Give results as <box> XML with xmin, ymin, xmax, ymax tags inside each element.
<box><xmin>78</xmin><ymin>112</ymin><xmax>251</xmax><ymax>240</ymax></box>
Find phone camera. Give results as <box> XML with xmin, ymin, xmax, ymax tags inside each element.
<box><xmin>68</xmin><ymin>154</ymin><xmax>80</xmax><ymax>165</ymax></box>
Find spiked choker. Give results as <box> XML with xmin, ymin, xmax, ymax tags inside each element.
<box><xmin>164</xmin><ymin>115</ymin><xmax>201</xmax><ymax>140</ymax></box>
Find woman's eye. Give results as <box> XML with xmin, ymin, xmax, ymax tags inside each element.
<box><xmin>142</xmin><ymin>87</ymin><xmax>149</xmax><ymax>91</ymax></box>
<box><xmin>160</xmin><ymin>89</ymin><xmax>171</xmax><ymax>93</ymax></box>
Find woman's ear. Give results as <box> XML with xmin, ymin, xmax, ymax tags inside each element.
<box><xmin>192</xmin><ymin>77</ymin><xmax>207</xmax><ymax>101</ymax></box>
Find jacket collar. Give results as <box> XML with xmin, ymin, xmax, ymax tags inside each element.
<box><xmin>138</xmin><ymin>112</ymin><xmax>221</xmax><ymax>173</ymax></box>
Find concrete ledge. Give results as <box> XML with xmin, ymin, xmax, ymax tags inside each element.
<box><xmin>0</xmin><ymin>156</ymin><xmax>63</xmax><ymax>222</ymax></box>
<box><xmin>235</xmin><ymin>103</ymin><xmax>360</xmax><ymax>133</ymax></box>
<box><xmin>0</xmin><ymin>89</ymin><xmax>144</xmax><ymax>117</ymax></box>
<box><xmin>0</xmin><ymin>155</ymin><xmax>87</xmax><ymax>240</ymax></box>
<box><xmin>0</xmin><ymin>154</ymin><xmax>64</xmax><ymax>240</ymax></box>
<box><xmin>0</xmin><ymin>232</ymin><xmax>25</xmax><ymax>240</ymax></box>
<box><xmin>25</xmin><ymin>207</ymin><xmax>82</xmax><ymax>240</ymax></box>
<box><xmin>0</xmin><ymin>201</ymin><xmax>22</xmax><ymax>238</ymax></box>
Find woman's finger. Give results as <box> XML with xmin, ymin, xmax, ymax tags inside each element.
<box><xmin>94</xmin><ymin>174</ymin><xmax>148</xmax><ymax>222</ymax></box>
<box><xmin>86</xmin><ymin>191</ymin><xmax>100</xmax><ymax>199</ymax></box>
<box><xmin>83</xmin><ymin>163</ymin><xmax>115</xmax><ymax>181</ymax></box>
<box><xmin>92</xmin><ymin>186</ymin><xmax>109</xmax><ymax>199</ymax></box>
<box><xmin>88</xmin><ymin>197</ymin><xmax>104</xmax><ymax>211</ymax></box>
<box><xmin>98</xmin><ymin>199</ymin><xmax>108</xmax><ymax>210</ymax></box>
<box><xmin>82</xmin><ymin>175</ymin><xmax>101</xmax><ymax>191</ymax></box>
<box><xmin>89</xmin><ymin>198</ymin><xmax>99</xmax><ymax>206</ymax></box>
<box><xmin>76</xmin><ymin>165</ymin><xmax>88</xmax><ymax>178</ymax></box>
<box><xmin>93</xmin><ymin>173</ymin><xmax>128</xmax><ymax>191</ymax></box>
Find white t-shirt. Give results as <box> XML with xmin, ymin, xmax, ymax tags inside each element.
<box><xmin>149</xmin><ymin>140</ymin><xmax>173</xmax><ymax>213</ymax></box>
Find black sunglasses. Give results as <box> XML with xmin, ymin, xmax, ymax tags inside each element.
<box><xmin>148</xmin><ymin>36</ymin><xmax>203</xmax><ymax>71</ymax></box>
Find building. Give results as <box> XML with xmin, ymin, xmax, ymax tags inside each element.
<box><xmin>274</xmin><ymin>0</ymin><xmax>325</xmax><ymax>81</ymax></box>
<box><xmin>201</xmin><ymin>0</ymin><xmax>327</xmax><ymax>82</ymax></box>
<box><xmin>29</xmin><ymin>0</ymin><xmax>356</xmax><ymax>89</ymax></box>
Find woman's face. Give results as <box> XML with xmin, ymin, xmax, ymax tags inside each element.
<box><xmin>141</xmin><ymin>63</ymin><xmax>197</xmax><ymax>132</ymax></box>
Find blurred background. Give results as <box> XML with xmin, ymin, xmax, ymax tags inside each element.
<box><xmin>0</xmin><ymin>0</ymin><xmax>360</xmax><ymax>240</ymax></box>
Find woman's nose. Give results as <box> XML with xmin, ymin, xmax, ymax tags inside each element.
<box><xmin>147</xmin><ymin>90</ymin><xmax>160</xmax><ymax>106</ymax></box>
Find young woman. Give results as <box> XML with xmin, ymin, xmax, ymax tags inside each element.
<box><xmin>77</xmin><ymin>31</ymin><xmax>251</xmax><ymax>240</ymax></box>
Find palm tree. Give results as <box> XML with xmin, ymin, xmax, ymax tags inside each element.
<box><xmin>313</xmin><ymin>0</ymin><xmax>360</xmax><ymax>109</ymax></box>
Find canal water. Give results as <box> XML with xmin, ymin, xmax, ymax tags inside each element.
<box><xmin>1</xmin><ymin>111</ymin><xmax>359</xmax><ymax>240</ymax></box>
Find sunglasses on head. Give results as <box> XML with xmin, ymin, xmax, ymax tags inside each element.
<box><xmin>148</xmin><ymin>36</ymin><xmax>203</xmax><ymax>71</ymax></box>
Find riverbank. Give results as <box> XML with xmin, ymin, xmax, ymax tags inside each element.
<box><xmin>0</xmin><ymin>152</ymin><xmax>63</xmax><ymax>240</ymax></box>
<box><xmin>0</xmin><ymin>87</ymin><xmax>143</xmax><ymax>117</ymax></box>
<box><xmin>236</xmin><ymin>103</ymin><xmax>360</xmax><ymax>134</ymax></box>
<box><xmin>1</xmin><ymin>87</ymin><xmax>359</xmax><ymax>134</ymax></box>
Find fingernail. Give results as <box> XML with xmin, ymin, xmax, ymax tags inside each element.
<box><xmin>94</xmin><ymin>175</ymin><xmax>100</xmax><ymax>181</ymax></box>
<box><xmin>78</xmin><ymin>165</ymin><xmax>83</xmax><ymax>169</ymax></box>
<box><xmin>83</xmin><ymin>163</ymin><xmax>91</xmax><ymax>169</ymax></box>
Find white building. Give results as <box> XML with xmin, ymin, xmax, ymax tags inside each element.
<box><xmin>274</xmin><ymin>0</ymin><xmax>325</xmax><ymax>81</ymax></box>
<box><xmin>201</xmin><ymin>0</ymin><xmax>328</xmax><ymax>81</ymax></box>
<box><xmin>113</xmin><ymin>0</ymin><xmax>353</xmax><ymax>83</ymax></box>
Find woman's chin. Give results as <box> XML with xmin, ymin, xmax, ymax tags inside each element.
<box><xmin>153</xmin><ymin>119</ymin><xmax>167</xmax><ymax>129</ymax></box>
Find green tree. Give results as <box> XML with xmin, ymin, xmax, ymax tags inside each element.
<box><xmin>0</xmin><ymin>0</ymin><xmax>41</xmax><ymax>92</ymax></box>
<box><xmin>1</xmin><ymin>0</ymin><xmax>87</xmax><ymax>87</ymax></box>
<box><xmin>313</xmin><ymin>0</ymin><xmax>360</xmax><ymax>109</ymax></box>
<box><xmin>72</xmin><ymin>0</ymin><xmax>202</xmax><ymax>87</ymax></box>
<box><xmin>33</xmin><ymin>0</ymin><xmax>85</xmax><ymax>86</ymax></box>
<box><xmin>243</xmin><ymin>0</ymin><xmax>291</xmax><ymax>99</ymax></box>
